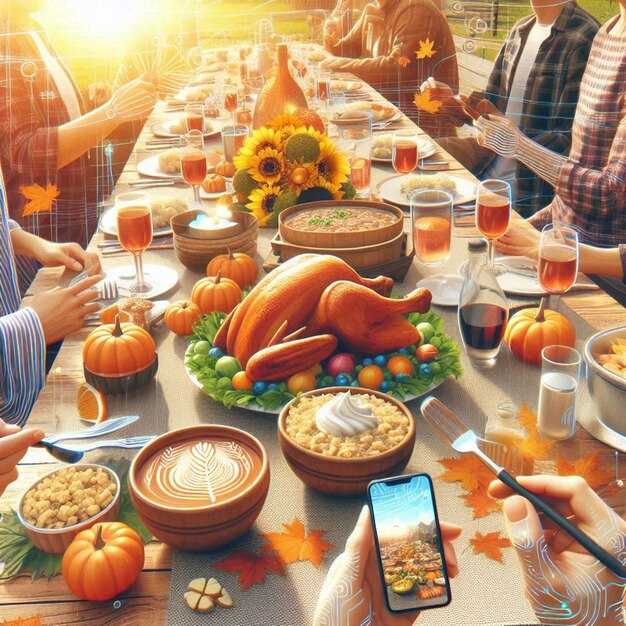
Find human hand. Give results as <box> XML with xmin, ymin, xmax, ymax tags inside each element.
<box><xmin>28</xmin><ymin>274</ymin><xmax>102</xmax><ymax>345</ymax></box>
<box><xmin>107</xmin><ymin>74</ymin><xmax>157</xmax><ymax>121</ymax></box>
<box><xmin>32</xmin><ymin>240</ymin><xmax>101</xmax><ymax>275</ymax></box>
<box><xmin>88</xmin><ymin>81</ymin><xmax>112</xmax><ymax>109</ymax></box>
<box><xmin>313</xmin><ymin>505</ymin><xmax>461</xmax><ymax>626</ymax></box>
<box><xmin>420</xmin><ymin>77</ymin><xmax>467</xmax><ymax>125</ymax></box>
<box><xmin>475</xmin><ymin>114</ymin><xmax>521</xmax><ymax>158</ymax></box>
<box><xmin>489</xmin><ymin>475</ymin><xmax>626</xmax><ymax>626</ymax></box>
<box><xmin>496</xmin><ymin>219</ymin><xmax>540</xmax><ymax>259</ymax></box>
<box><xmin>0</xmin><ymin>420</ymin><xmax>45</xmax><ymax>496</ymax></box>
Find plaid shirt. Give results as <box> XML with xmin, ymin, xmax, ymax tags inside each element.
<box><xmin>481</xmin><ymin>2</ymin><xmax>598</xmax><ymax>217</ymax></box>
<box><xmin>530</xmin><ymin>16</ymin><xmax>626</xmax><ymax>246</ymax></box>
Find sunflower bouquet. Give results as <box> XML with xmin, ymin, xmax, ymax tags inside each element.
<box><xmin>231</xmin><ymin>113</ymin><xmax>356</xmax><ymax>227</ymax></box>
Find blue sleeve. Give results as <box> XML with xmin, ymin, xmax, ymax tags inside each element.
<box><xmin>0</xmin><ymin>307</ymin><xmax>46</xmax><ymax>426</ymax></box>
<box><xmin>6</xmin><ymin>219</ymin><xmax>41</xmax><ymax>296</ymax></box>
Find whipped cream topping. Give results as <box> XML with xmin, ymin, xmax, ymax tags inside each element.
<box><xmin>316</xmin><ymin>392</ymin><xmax>378</xmax><ymax>437</ymax></box>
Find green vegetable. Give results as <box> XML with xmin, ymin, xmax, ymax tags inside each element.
<box><xmin>215</xmin><ymin>356</ymin><xmax>242</xmax><ymax>378</ymax></box>
<box><xmin>194</xmin><ymin>341</ymin><xmax>211</xmax><ymax>355</ymax></box>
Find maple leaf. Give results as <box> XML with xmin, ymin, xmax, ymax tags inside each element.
<box><xmin>514</xmin><ymin>428</ymin><xmax>555</xmax><ymax>462</ymax></box>
<box><xmin>415</xmin><ymin>38</ymin><xmax>437</xmax><ymax>59</ymax></box>
<box><xmin>19</xmin><ymin>182</ymin><xmax>59</xmax><ymax>217</ymax></box>
<box><xmin>397</xmin><ymin>55</ymin><xmax>411</xmax><ymax>68</ymax></box>
<box><xmin>462</xmin><ymin>490</ymin><xmax>502</xmax><ymax>518</ymax></box>
<box><xmin>438</xmin><ymin>456</ymin><xmax>493</xmax><ymax>491</ymax></box>
<box><xmin>556</xmin><ymin>453</ymin><xmax>614</xmax><ymax>490</ymax></box>
<box><xmin>260</xmin><ymin>517</ymin><xmax>334</xmax><ymax>567</ymax></box>
<box><xmin>469</xmin><ymin>531</ymin><xmax>512</xmax><ymax>563</ymax></box>
<box><xmin>413</xmin><ymin>90</ymin><xmax>442</xmax><ymax>115</ymax></box>
<box><xmin>516</xmin><ymin>404</ymin><xmax>537</xmax><ymax>432</ymax></box>
<box><xmin>214</xmin><ymin>549</ymin><xmax>285</xmax><ymax>591</ymax></box>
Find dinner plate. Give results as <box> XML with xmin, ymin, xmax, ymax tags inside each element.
<box><xmin>199</xmin><ymin>181</ymin><xmax>234</xmax><ymax>200</ymax></box>
<box><xmin>151</xmin><ymin>118</ymin><xmax>224</xmax><ymax>139</ymax></box>
<box><xmin>371</xmin><ymin>136</ymin><xmax>437</xmax><ymax>163</ymax></box>
<box><xmin>172</xmin><ymin>84</ymin><xmax>215</xmax><ymax>102</ymax></box>
<box><xmin>105</xmin><ymin>264</ymin><xmax>179</xmax><ymax>300</ymax></box>
<box><xmin>416</xmin><ymin>274</ymin><xmax>464</xmax><ymax>307</ymax></box>
<box><xmin>137</xmin><ymin>155</ymin><xmax>180</xmax><ymax>179</ymax></box>
<box><xmin>330</xmin><ymin>79</ymin><xmax>363</xmax><ymax>93</ymax></box>
<box><xmin>377</xmin><ymin>174</ymin><xmax>477</xmax><ymax>207</ymax></box>
<box><xmin>99</xmin><ymin>207</ymin><xmax>173</xmax><ymax>238</ymax></box>
<box><xmin>346</xmin><ymin>101</ymin><xmax>399</xmax><ymax>123</ymax></box>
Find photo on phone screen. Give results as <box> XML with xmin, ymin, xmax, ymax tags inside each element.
<box><xmin>368</xmin><ymin>473</ymin><xmax>451</xmax><ymax>612</ymax></box>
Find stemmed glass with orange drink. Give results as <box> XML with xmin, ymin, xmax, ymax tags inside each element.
<box><xmin>392</xmin><ymin>132</ymin><xmax>419</xmax><ymax>178</ymax></box>
<box><xmin>180</xmin><ymin>129</ymin><xmax>207</xmax><ymax>207</ymax></box>
<box><xmin>538</xmin><ymin>222</ymin><xmax>579</xmax><ymax>310</ymax></box>
<box><xmin>224</xmin><ymin>86</ymin><xmax>238</xmax><ymax>124</ymax></box>
<box><xmin>475</xmin><ymin>179</ymin><xmax>512</xmax><ymax>268</ymax></box>
<box><xmin>115</xmin><ymin>191</ymin><xmax>153</xmax><ymax>294</ymax></box>
<box><xmin>184</xmin><ymin>104</ymin><xmax>204</xmax><ymax>133</ymax></box>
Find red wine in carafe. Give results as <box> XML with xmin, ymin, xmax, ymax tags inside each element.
<box><xmin>459</xmin><ymin>303</ymin><xmax>508</xmax><ymax>350</ymax></box>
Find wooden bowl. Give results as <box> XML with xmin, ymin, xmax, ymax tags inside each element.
<box><xmin>279</xmin><ymin>200</ymin><xmax>404</xmax><ymax>248</ymax></box>
<box><xmin>84</xmin><ymin>356</ymin><xmax>158</xmax><ymax>395</ymax></box>
<box><xmin>129</xmin><ymin>425</ymin><xmax>270</xmax><ymax>551</ymax></box>
<box><xmin>278</xmin><ymin>387</ymin><xmax>415</xmax><ymax>496</ymax></box>
<box><xmin>272</xmin><ymin>230</ymin><xmax>404</xmax><ymax>269</ymax></box>
<box><xmin>17</xmin><ymin>464</ymin><xmax>121</xmax><ymax>554</ymax></box>
<box><xmin>172</xmin><ymin>210</ymin><xmax>258</xmax><ymax>272</ymax></box>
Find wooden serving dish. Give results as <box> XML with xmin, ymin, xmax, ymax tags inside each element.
<box><xmin>172</xmin><ymin>210</ymin><xmax>258</xmax><ymax>272</ymax></box>
<box><xmin>278</xmin><ymin>387</ymin><xmax>415</xmax><ymax>496</ymax></box>
<box><xmin>279</xmin><ymin>200</ymin><xmax>404</xmax><ymax>249</ymax></box>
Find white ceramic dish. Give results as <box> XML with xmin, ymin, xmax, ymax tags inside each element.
<box><xmin>378</xmin><ymin>174</ymin><xmax>477</xmax><ymax>207</ymax></box>
<box><xmin>99</xmin><ymin>207</ymin><xmax>173</xmax><ymax>238</ymax></box>
<box><xmin>371</xmin><ymin>136</ymin><xmax>437</xmax><ymax>163</ymax></box>
<box><xmin>137</xmin><ymin>155</ymin><xmax>181</xmax><ymax>179</ymax></box>
<box><xmin>150</xmin><ymin>118</ymin><xmax>224</xmax><ymax>139</ymax></box>
<box><xmin>105</xmin><ymin>264</ymin><xmax>179</xmax><ymax>300</ymax></box>
<box><xmin>416</xmin><ymin>274</ymin><xmax>464</xmax><ymax>307</ymax></box>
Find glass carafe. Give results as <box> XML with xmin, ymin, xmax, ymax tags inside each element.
<box><xmin>458</xmin><ymin>239</ymin><xmax>509</xmax><ymax>368</ymax></box>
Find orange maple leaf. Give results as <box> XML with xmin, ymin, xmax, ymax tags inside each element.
<box><xmin>514</xmin><ymin>427</ymin><xmax>555</xmax><ymax>462</ymax></box>
<box><xmin>415</xmin><ymin>38</ymin><xmax>437</xmax><ymax>60</ymax></box>
<box><xmin>413</xmin><ymin>89</ymin><xmax>442</xmax><ymax>115</ymax></box>
<box><xmin>462</xmin><ymin>490</ymin><xmax>502</xmax><ymax>518</ymax></box>
<box><xmin>261</xmin><ymin>518</ymin><xmax>334</xmax><ymax>567</ymax></box>
<box><xmin>555</xmin><ymin>453</ymin><xmax>615</xmax><ymax>490</ymax></box>
<box><xmin>438</xmin><ymin>456</ymin><xmax>493</xmax><ymax>491</ymax></box>
<box><xmin>19</xmin><ymin>182</ymin><xmax>59</xmax><ymax>217</ymax></box>
<box><xmin>516</xmin><ymin>404</ymin><xmax>537</xmax><ymax>432</ymax></box>
<box><xmin>2</xmin><ymin>618</ymin><xmax>42</xmax><ymax>626</ymax></box>
<box><xmin>469</xmin><ymin>531</ymin><xmax>512</xmax><ymax>563</ymax></box>
<box><xmin>397</xmin><ymin>55</ymin><xmax>411</xmax><ymax>68</ymax></box>
<box><xmin>214</xmin><ymin>549</ymin><xmax>285</xmax><ymax>590</ymax></box>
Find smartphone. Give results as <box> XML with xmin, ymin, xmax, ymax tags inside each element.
<box><xmin>367</xmin><ymin>473</ymin><xmax>451</xmax><ymax>613</ymax></box>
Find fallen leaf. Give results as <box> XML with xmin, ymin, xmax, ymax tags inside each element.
<box><xmin>469</xmin><ymin>531</ymin><xmax>511</xmax><ymax>563</ymax></box>
<box><xmin>413</xmin><ymin>90</ymin><xmax>442</xmax><ymax>115</ymax></box>
<box><xmin>1</xmin><ymin>618</ymin><xmax>42</xmax><ymax>626</ymax></box>
<box><xmin>397</xmin><ymin>55</ymin><xmax>411</xmax><ymax>68</ymax></box>
<box><xmin>462</xmin><ymin>490</ymin><xmax>502</xmax><ymax>518</ymax></box>
<box><xmin>514</xmin><ymin>428</ymin><xmax>555</xmax><ymax>462</ymax></box>
<box><xmin>260</xmin><ymin>518</ymin><xmax>334</xmax><ymax>567</ymax></box>
<box><xmin>214</xmin><ymin>549</ymin><xmax>285</xmax><ymax>591</ymax></box>
<box><xmin>516</xmin><ymin>404</ymin><xmax>537</xmax><ymax>432</ymax></box>
<box><xmin>415</xmin><ymin>38</ymin><xmax>437</xmax><ymax>59</ymax></box>
<box><xmin>555</xmin><ymin>453</ymin><xmax>615</xmax><ymax>490</ymax></box>
<box><xmin>438</xmin><ymin>456</ymin><xmax>493</xmax><ymax>491</ymax></box>
<box><xmin>19</xmin><ymin>182</ymin><xmax>59</xmax><ymax>217</ymax></box>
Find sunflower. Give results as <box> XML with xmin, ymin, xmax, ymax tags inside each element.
<box><xmin>245</xmin><ymin>147</ymin><xmax>285</xmax><ymax>185</ymax></box>
<box><xmin>267</xmin><ymin>113</ymin><xmax>304</xmax><ymax>134</ymax></box>
<box><xmin>246</xmin><ymin>185</ymin><xmax>282</xmax><ymax>227</ymax></box>
<box><xmin>233</xmin><ymin>127</ymin><xmax>283</xmax><ymax>170</ymax></box>
<box><xmin>317</xmin><ymin>178</ymin><xmax>342</xmax><ymax>199</ymax></box>
<box><xmin>315</xmin><ymin>139</ymin><xmax>350</xmax><ymax>186</ymax></box>
<box><xmin>284</xmin><ymin>160</ymin><xmax>319</xmax><ymax>196</ymax></box>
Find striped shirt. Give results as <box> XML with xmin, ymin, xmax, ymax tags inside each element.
<box><xmin>0</xmin><ymin>167</ymin><xmax>45</xmax><ymax>426</ymax></box>
<box><xmin>530</xmin><ymin>16</ymin><xmax>626</xmax><ymax>246</ymax></box>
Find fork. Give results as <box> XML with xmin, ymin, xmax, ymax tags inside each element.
<box><xmin>40</xmin><ymin>436</ymin><xmax>155</xmax><ymax>464</ymax></box>
<box><xmin>420</xmin><ymin>396</ymin><xmax>626</xmax><ymax>578</ymax></box>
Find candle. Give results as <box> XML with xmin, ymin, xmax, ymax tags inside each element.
<box><xmin>189</xmin><ymin>212</ymin><xmax>237</xmax><ymax>231</ymax></box>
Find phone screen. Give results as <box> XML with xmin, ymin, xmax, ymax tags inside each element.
<box><xmin>368</xmin><ymin>473</ymin><xmax>451</xmax><ymax>613</ymax></box>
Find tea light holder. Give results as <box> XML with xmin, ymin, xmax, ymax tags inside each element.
<box><xmin>187</xmin><ymin>207</ymin><xmax>240</xmax><ymax>240</ymax></box>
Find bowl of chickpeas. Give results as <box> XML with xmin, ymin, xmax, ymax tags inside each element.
<box><xmin>17</xmin><ymin>464</ymin><xmax>120</xmax><ymax>554</ymax></box>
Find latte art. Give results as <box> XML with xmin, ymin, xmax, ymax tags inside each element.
<box><xmin>144</xmin><ymin>440</ymin><xmax>252</xmax><ymax>504</ymax></box>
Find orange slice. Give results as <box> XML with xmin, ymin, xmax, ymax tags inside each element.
<box><xmin>77</xmin><ymin>382</ymin><xmax>108</xmax><ymax>423</ymax></box>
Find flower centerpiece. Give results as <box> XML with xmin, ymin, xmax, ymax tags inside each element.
<box><xmin>231</xmin><ymin>112</ymin><xmax>356</xmax><ymax>227</ymax></box>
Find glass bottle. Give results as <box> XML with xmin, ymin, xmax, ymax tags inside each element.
<box><xmin>253</xmin><ymin>44</ymin><xmax>308</xmax><ymax>129</ymax></box>
<box><xmin>482</xmin><ymin>402</ymin><xmax>529</xmax><ymax>475</ymax></box>
<box><xmin>458</xmin><ymin>238</ymin><xmax>509</xmax><ymax>368</ymax></box>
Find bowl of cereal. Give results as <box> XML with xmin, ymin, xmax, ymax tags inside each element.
<box><xmin>278</xmin><ymin>387</ymin><xmax>415</xmax><ymax>495</ymax></box>
<box><xmin>17</xmin><ymin>464</ymin><xmax>120</xmax><ymax>554</ymax></box>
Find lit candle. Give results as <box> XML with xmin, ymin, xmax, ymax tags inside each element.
<box><xmin>189</xmin><ymin>211</ymin><xmax>237</xmax><ymax>231</ymax></box>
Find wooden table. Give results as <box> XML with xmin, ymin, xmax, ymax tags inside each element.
<box><xmin>2</xmin><ymin>78</ymin><xmax>625</xmax><ymax>625</ymax></box>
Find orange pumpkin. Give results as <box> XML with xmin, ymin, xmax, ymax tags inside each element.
<box><xmin>292</xmin><ymin>107</ymin><xmax>325</xmax><ymax>134</ymax></box>
<box><xmin>202</xmin><ymin>174</ymin><xmax>226</xmax><ymax>194</ymax></box>
<box><xmin>504</xmin><ymin>298</ymin><xmax>576</xmax><ymax>365</ymax></box>
<box><xmin>206</xmin><ymin>250</ymin><xmax>258</xmax><ymax>288</ymax></box>
<box><xmin>215</xmin><ymin>161</ymin><xmax>236</xmax><ymax>177</ymax></box>
<box><xmin>83</xmin><ymin>316</ymin><xmax>156</xmax><ymax>376</ymax></box>
<box><xmin>164</xmin><ymin>301</ymin><xmax>202</xmax><ymax>335</ymax></box>
<box><xmin>62</xmin><ymin>522</ymin><xmax>145</xmax><ymax>602</ymax></box>
<box><xmin>192</xmin><ymin>271</ymin><xmax>242</xmax><ymax>314</ymax></box>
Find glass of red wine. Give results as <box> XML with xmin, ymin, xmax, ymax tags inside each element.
<box><xmin>180</xmin><ymin>129</ymin><xmax>207</xmax><ymax>207</ymax></box>
<box><xmin>392</xmin><ymin>132</ymin><xmax>419</xmax><ymax>178</ymax></box>
<box><xmin>475</xmin><ymin>179</ymin><xmax>511</xmax><ymax>269</ymax></box>
<box><xmin>538</xmin><ymin>222</ymin><xmax>579</xmax><ymax>311</ymax></box>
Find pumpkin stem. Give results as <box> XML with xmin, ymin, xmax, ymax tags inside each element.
<box><xmin>94</xmin><ymin>524</ymin><xmax>106</xmax><ymax>550</ymax></box>
<box><xmin>113</xmin><ymin>314</ymin><xmax>123</xmax><ymax>337</ymax></box>
<box><xmin>536</xmin><ymin>297</ymin><xmax>547</xmax><ymax>323</ymax></box>
<box><xmin>215</xmin><ymin>270</ymin><xmax>222</xmax><ymax>284</ymax></box>
<box><xmin>227</xmin><ymin>247</ymin><xmax>234</xmax><ymax>261</ymax></box>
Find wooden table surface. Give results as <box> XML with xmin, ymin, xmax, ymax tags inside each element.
<box><xmin>2</xmin><ymin>76</ymin><xmax>625</xmax><ymax>625</ymax></box>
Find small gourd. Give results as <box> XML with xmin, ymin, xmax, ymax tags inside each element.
<box><xmin>206</xmin><ymin>249</ymin><xmax>258</xmax><ymax>288</ymax></box>
<box><xmin>164</xmin><ymin>301</ymin><xmax>202</xmax><ymax>336</ymax></box>
<box><xmin>192</xmin><ymin>271</ymin><xmax>242</xmax><ymax>314</ymax></box>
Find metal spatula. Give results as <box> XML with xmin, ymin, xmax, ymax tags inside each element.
<box><xmin>420</xmin><ymin>396</ymin><xmax>626</xmax><ymax>578</ymax></box>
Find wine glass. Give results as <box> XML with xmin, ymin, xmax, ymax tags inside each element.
<box><xmin>184</xmin><ymin>103</ymin><xmax>204</xmax><ymax>134</ymax></box>
<box><xmin>537</xmin><ymin>222</ymin><xmax>579</xmax><ymax>311</ymax></box>
<box><xmin>180</xmin><ymin>129</ymin><xmax>207</xmax><ymax>207</ymax></box>
<box><xmin>392</xmin><ymin>132</ymin><xmax>419</xmax><ymax>178</ymax></box>
<box><xmin>115</xmin><ymin>191</ymin><xmax>153</xmax><ymax>294</ymax></box>
<box><xmin>224</xmin><ymin>86</ymin><xmax>238</xmax><ymax>124</ymax></box>
<box><xmin>475</xmin><ymin>179</ymin><xmax>512</xmax><ymax>268</ymax></box>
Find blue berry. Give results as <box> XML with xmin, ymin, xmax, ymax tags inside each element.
<box><xmin>419</xmin><ymin>363</ymin><xmax>433</xmax><ymax>377</ymax></box>
<box><xmin>362</xmin><ymin>357</ymin><xmax>374</xmax><ymax>366</ymax></box>
<box><xmin>253</xmin><ymin>381</ymin><xmax>268</xmax><ymax>395</ymax></box>
<box><xmin>350</xmin><ymin>380</ymin><xmax>360</xmax><ymax>387</ymax></box>
<box><xmin>380</xmin><ymin>381</ymin><xmax>392</xmax><ymax>392</ymax></box>
<box><xmin>335</xmin><ymin>373</ymin><xmax>352</xmax><ymax>386</ymax></box>
<box><xmin>395</xmin><ymin>374</ymin><xmax>409</xmax><ymax>382</ymax></box>
<box><xmin>268</xmin><ymin>383</ymin><xmax>280</xmax><ymax>392</ymax></box>
<box><xmin>399</xmin><ymin>347</ymin><xmax>410</xmax><ymax>355</ymax></box>
<box><xmin>374</xmin><ymin>355</ymin><xmax>387</xmax><ymax>367</ymax></box>
<box><xmin>208</xmin><ymin>347</ymin><xmax>225</xmax><ymax>359</ymax></box>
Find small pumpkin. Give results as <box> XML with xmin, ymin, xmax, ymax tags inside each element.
<box><xmin>164</xmin><ymin>301</ymin><xmax>202</xmax><ymax>336</ymax></box>
<box><xmin>83</xmin><ymin>316</ymin><xmax>156</xmax><ymax>376</ymax></box>
<box><xmin>202</xmin><ymin>174</ymin><xmax>226</xmax><ymax>194</ymax></box>
<box><xmin>215</xmin><ymin>161</ymin><xmax>236</xmax><ymax>177</ymax></box>
<box><xmin>504</xmin><ymin>298</ymin><xmax>576</xmax><ymax>365</ymax></box>
<box><xmin>62</xmin><ymin>522</ymin><xmax>145</xmax><ymax>602</ymax></box>
<box><xmin>192</xmin><ymin>271</ymin><xmax>242</xmax><ymax>314</ymax></box>
<box><xmin>206</xmin><ymin>249</ymin><xmax>258</xmax><ymax>288</ymax></box>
